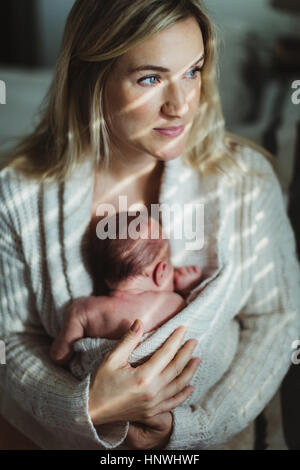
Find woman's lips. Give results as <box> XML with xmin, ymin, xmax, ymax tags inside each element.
<box><xmin>153</xmin><ymin>125</ymin><xmax>185</xmax><ymax>137</ymax></box>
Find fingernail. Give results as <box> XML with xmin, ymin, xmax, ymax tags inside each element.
<box><xmin>130</xmin><ymin>319</ymin><xmax>140</xmax><ymax>333</ymax></box>
<box><xmin>177</xmin><ymin>326</ymin><xmax>186</xmax><ymax>334</ymax></box>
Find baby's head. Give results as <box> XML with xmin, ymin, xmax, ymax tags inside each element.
<box><xmin>90</xmin><ymin>211</ymin><xmax>174</xmax><ymax>294</ymax></box>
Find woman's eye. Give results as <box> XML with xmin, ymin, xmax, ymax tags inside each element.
<box><xmin>137</xmin><ymin>66</ymin><xmax>203</xmax><ymax>86</ymax></box>
<box><xmin>139</xmin><ymin>75</ymin><xmax>160</xmax><ymax>86</ymax></box>
<box><xmin>187</xmin><ymin>66</ymin><xmax>202</xmax><ymax>79</ymax></box>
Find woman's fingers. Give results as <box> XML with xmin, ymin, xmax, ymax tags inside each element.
<box><xmin>160</xmin><ymin>338</ymin><xmax>199</xmax><ymax>384</ymax></box>
<box><xmin>106</xmin><ymin>318</ymin><xmax>144</xmax><ymax>368</ymax></box>
<box><xmin>138</xmin><ymin>326</ymin><xmax>187</xmax><ymax>377</ymax></box>
<box><xmin>150</xmin><ymin>385</ymin><xmax>195</xmax><ymax>417</ymax></box>
<box><xmin>137</xmin><ymin>339</ymin><xmax>200</xmax><ymax>417</ymax></box>
<box><xmin>157</xmin><ymin>356</ymin><xmax>201</xmax><ymax>406</ymax></box>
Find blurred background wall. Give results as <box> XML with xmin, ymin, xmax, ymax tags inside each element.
<box><xmin>1</xmin><ymin>0</ymin><xmax>299</xmax><ymax>189</ymax></box>
<box><xmin>0</xmin><ymin>0</ymin><xmax>299</xmax><ymax>451</ymax></box>
<box><xmin>1</xmin><ymin>1</ymin><xmax>298</xmax><ymax>66</ymax></box>
<box><xmin>35</xmin><ymin>0</ymin><xmax>75</xmax><ymax>66</ymax></box>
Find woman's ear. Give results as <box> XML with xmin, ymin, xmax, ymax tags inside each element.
<box><xmin>153</xmin><ymin>260</ymin><xmax>168</xmax><ymax>287</ymax></box>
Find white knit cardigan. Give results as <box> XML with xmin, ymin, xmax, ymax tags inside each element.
<box><xmin>0</xmin><ymin>144</ymin><xmax>299</xmax><ymax>450</ymax></box>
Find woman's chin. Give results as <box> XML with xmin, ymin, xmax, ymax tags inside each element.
<box><xmin>155</xmin><ymin>142</ymin><xmax>187</xmax><ymax>161</ymax></box>
<box><xmin>153</xmin><ymin>149</ymin><xmax>183</xmax><ymax>161</ymax></box>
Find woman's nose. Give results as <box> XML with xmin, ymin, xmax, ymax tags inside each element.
<box><xmin>162</xmin><ymin>83</ymin><xmax>189</xmax><ymax>116</ymax></box>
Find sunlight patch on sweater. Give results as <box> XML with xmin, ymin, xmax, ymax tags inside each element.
<box><xmin>250</xmin><ymin>287</ymin><xmax>279</xmax><ymax>310</ymax></box>
<box><xmin>253</xmin><ymin>262</ymin><xmax>274</xmax><ymax>283</ymax></box>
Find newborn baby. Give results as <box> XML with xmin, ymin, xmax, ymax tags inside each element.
<box><xmin>51</xmin><ymin>211</ymin><xmax>202</xmax><ymax>364</ymax></box>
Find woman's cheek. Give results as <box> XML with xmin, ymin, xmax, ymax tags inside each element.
<box><xmin>128</xmin><ymin>101</ymin><xmax>159</xmax><ymax>128</ymax></box>
<box><xmin>190</xmin><ymin>83</ymin><xmax>201</xmax><ymax>105</ymax></box>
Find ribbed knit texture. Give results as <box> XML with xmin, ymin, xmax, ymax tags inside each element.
<box><xmin>0</xmin><ymin>145</ymin><xmax>299</xmax><ymax>450</ymax></box>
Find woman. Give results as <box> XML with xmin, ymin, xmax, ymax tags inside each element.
<box><xmin>0</xmin><ymin>0</ymin><xmax>299</xmax><ymax>450</ymax></box>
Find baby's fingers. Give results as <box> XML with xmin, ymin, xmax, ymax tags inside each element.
<box><xmin>50</xmin><ymin>336</ymin><xmax>73</xmax><ymax>365</ymax></box>
<box><xmin>50</xmin><ymin>314</ymin><xmax>85</xmax><ymax>364</ymax></box>
<box><xmin>193</xmin><ymin>265</ymin><xmax>202</xmax><ymax>273</ymax></box>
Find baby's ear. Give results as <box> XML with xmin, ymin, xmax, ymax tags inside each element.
<box><xmin>153</xmin><ymin>260</ymin><xmax>168</xmax><ymax>287</ymax></box>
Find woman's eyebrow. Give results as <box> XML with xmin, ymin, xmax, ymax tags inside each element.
<box><xmin>128</xmin><ymin>53</ymin><xmax>205</xmax><ymax>74</ymax></box>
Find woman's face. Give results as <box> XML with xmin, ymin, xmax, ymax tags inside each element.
<box><xmin>104</xmin><ymin>16</ymin><xmax>205</xmax><ymax>163</ymax></box>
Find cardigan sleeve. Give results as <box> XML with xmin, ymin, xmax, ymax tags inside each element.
<box><xmin>0</xmin><ymin>190</ymin><xmax>129</xmax><ymax>450</ymax></box>
<box><xmin>164</xmin><ymin>152</ymin><xmax>300</xmax><ymax>450</ymax></box>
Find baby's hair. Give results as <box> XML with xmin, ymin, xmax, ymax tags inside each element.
<box><xmin>89</xmin><ymin>211</ymin><xmax>168</xmax><ymax>289</ymax></box>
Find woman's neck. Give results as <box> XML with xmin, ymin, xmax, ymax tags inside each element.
<box><xmin>99</xmin><ymin>138</ymin><xmax>160</xmax><ymax>183</ymax></box>
<box><xmin>109</xmin><ymin>156</ymin><xmax>159</xmax><ymax>182</ymax></box>
<box><xmin>94</xmin><ymin>158</ymin><xmax>164</xmax><ymax>208</ymax></box>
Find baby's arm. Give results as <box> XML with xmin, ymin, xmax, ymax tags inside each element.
<box><xmin>50</xmin><ymin>295</ymin><xmax>132</xmax><ymax>364</ymax></box>
<box><xmin>50</xmin><ymin>292</ymin><xmax>186</xmax><ymax>365</ymax></box>
<box><xmin>173</xmin><ymin>265</ymin><xmax>202</xmax><ymax>298</ymax></box>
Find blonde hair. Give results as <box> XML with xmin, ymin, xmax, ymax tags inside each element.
<box><xmin>0</xmin><ymin>0</ymin><xmax>275</xmax><ymax>183</ymax></box>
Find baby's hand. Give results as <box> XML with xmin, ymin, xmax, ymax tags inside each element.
<box><xmin>173</xmin><ymin>265</ymin><xmax>202</xmax><ymax>297</ymax></box>
<box><xmin>50</xmin><ymin>295</ymin><xmax>109</xmax><ymax>366</ymax></box>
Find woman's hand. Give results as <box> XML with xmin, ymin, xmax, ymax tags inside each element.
<box><xmin>88</xmin><ymin>319</ymin><xmax>200</xmax><ymax>426</ymax></box>
<box><xmin>124</xmin><ymin>412</ymin><xmax>174</xmax><ymax>450</ymax></box>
